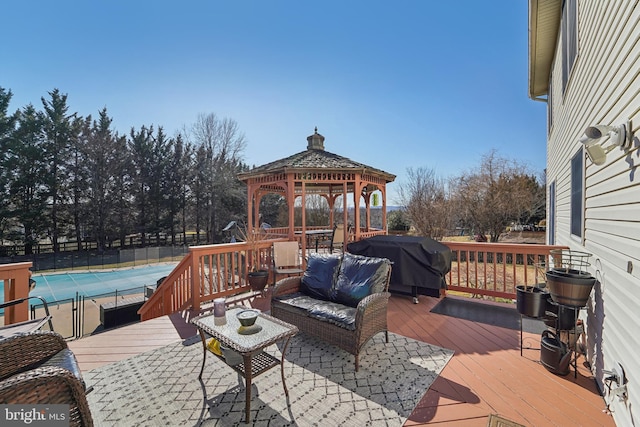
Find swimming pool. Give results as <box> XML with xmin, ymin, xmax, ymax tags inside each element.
<box><xmin>29</xmin><ymin>263</ymin><xmax>179</xmax><ymax>303</ymax></box>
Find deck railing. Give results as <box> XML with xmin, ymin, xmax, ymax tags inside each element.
<box><xmin>138</xmin><ymin>240</ymin><xmax>279</xmax><ymax>321</ymax></box>
<box><xmin>441</xmin><ymin>242</ymin><xmax>569</xmax><ymax>299</ymax></box>
<box><xmin>1</xmin><ymin>262</ymin><xmax>33</xmax><ymax>325</ymax></box>
<box><xmin>139</xmin><ymin>238</ymin><xmax>568</xmax><ymax>321</ymax></box>
<box><xmin>0</xmin><ymin>239</ymin><xmax>571</xmax><ymax>325</ymax></box>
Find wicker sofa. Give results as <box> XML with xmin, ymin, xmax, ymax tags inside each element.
<box><xmin>0</xmin><ymin>330</ymin><xmax>93</xmax><ymax>427</ymax></box>
<box><xmin>271</xmin><ymin>252</ymin><xmax>392</xmax><ymax>371</ymax></box>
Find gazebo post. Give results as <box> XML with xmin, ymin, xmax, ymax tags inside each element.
<box><xmin>342</xmin><ymin>182</ymin><xmax>348</xmax><ymax>245</ymax></box>
<box><xmin>353</xmin><ymin>181</ymin><xmax>361</xmax><ymax>242</ymax></box>
<box><xmin>286</xmin><ymin>176</ymin><xmax>296</xmax><ymax>240</ymax></box>
<box><xmin>381</xmin><ymin>188</ymin><xmax>388</xmax><ymax>233</ymax></box>
<box><xmin>301</xmin><ymin>182</ymin><xmax>307</xmax><ymax>256</ymax></box>
<box><xmin>246</xmin><ymin>184</ymin><xmax>254</xmax><ymax>233</ymax></box>
<box><xmin>364</xmin><ymin>191</ymin><xmax>372</xmax><ymax>232</ymax></box>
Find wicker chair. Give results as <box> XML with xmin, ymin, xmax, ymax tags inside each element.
<box><xmin>0</xmin><ymin>331</ymin><xmax>93</xmax><ymax>427</ymax></box>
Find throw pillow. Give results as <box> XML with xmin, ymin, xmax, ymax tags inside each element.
<box><xmin>300</xmin><ymin>253</ymin><xmax>342</xmax><ymax>301</ymax></box>
<box><xmin>334</xmin><ymin>252</ymin><xmax>391</xmax><ymax>307</ymax></box>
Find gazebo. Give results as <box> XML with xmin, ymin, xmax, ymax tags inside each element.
<box><xmin>237</xmin><ymin>128</ymin><xmax>396</xmax><ymax>254</ymax></box>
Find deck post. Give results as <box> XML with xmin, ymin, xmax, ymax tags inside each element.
<box><xmin>191</xmin><ymin>251</ymin><xmax>200</xmax><ymax>312</ymax></box>
<box><xmin>1</xmin><ymin>262</ymin><xmax>33</xmax><ymax>324</ymax></box>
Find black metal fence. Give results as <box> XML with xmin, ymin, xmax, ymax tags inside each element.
<box><xmin>0</xmin><ymin>246</ymin><xmax>188</xmax><ymax>272</ymax></box>
<box><xmin>27</xmin><ymin>286</ymin><xmax>151</xmax><ymax>340</ymax></box>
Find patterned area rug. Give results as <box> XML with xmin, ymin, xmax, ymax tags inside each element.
<box><xmin>85</xmin><ymin>332</ymin><xmax>454</xmax><ymax>426</ymax></box>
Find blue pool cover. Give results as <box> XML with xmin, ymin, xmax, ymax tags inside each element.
<box><xmin>26</xmin><ymin>263</ymin><xmax>179</xmax><ymax>303</ymax></box>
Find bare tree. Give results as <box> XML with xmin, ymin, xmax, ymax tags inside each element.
<box><xmin>398</xmin><ymin>167</ymin><xmax>452</xmax><ymax>240</ymax></box>
<box><xmin>450</xmin><ymin>150</ymin><xmax>541</xmax><ymax>242</ymax></box>
<box><xmin>185</xmin><ymin>113</ymin><xmax>247</xmax><ymax>243</ymax></box>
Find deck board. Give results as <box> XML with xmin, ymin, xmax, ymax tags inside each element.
<box><xmin>68</xmin><ymin>292</ymin><xmax>614</xmax><ymax>426</ymax></box>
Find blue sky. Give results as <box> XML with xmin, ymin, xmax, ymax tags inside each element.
<box><xmin>2</xmin><ymin>1</ymin><xmax>546</xmax><ymax>204</ymax></box>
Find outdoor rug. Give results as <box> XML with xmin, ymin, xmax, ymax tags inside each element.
<box><xmin>85</xmin><ymin>332</ymin><xmax>454</xmax><ymax>426</ymax></box>
<box><xmin>430</xmin><ymin>297</ymin><xmax>546</xmax><ymax>334</ymax></box>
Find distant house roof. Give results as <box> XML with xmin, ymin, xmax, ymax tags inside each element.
<box><xmin>528</xmin><ymin>0</ymin><xmax>562</xmax><ymax>99</ymax></box>
<box><xmin>237</xmin><ymin>128</ymin><xmax>396</xmax><ymax>183</ymax></box>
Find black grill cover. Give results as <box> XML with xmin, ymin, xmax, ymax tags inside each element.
<box><xmin>347</xmin><ymin>235</ymin><xmax>452</xmax><ymax>298</ymax></box>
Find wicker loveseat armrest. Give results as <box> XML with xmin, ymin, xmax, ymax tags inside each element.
<box><xmin>272</xmin><ymin>276</ymin><xmax>303</xmax><ymax>298</ymax></box>
<box><xmin>0</xmin><ymin>330</ymin><xmax>69</xmax><ymax>381</ymax></box>
<box><xmin>355</xmin><ymin>291</ymin><xmax>391</xmax><ymax>327</ymax></box>
<box><xmin>0</xmin><ymin>366</ymin><xmax>93</xmax><ymax>427</ymax></box>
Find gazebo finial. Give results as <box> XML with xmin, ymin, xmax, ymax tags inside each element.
<box><xmin>307</xmin><ymin>127</ymin><xmax>325</xmax><ymax>150</ymax></box>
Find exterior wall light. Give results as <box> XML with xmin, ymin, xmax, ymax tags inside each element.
<box><xmin>579</xmin><ymin>120</ymin><xmax>633</xmax><ymax>165</ymax></box>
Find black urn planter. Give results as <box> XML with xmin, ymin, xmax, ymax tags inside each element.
<box><xmin>516</xmin><ymin>285</ymin><xmax>549</xmax><ymax>318</ymax></box>
<box><xmin>247</xmin><ymin>270</ymin><xmax>269</xmax><ymax>292</ymax></box>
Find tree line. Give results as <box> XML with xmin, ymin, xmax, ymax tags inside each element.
<box><xmin>0</xmin><ymin>87</ymin><xmax>256</xmax><ymax>255</ymax></box>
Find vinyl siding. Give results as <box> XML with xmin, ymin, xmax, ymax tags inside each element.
<box><xmin>546</xmin><ymin>2</ymin><xmax>640</xmax><ymax>426</ymax></box>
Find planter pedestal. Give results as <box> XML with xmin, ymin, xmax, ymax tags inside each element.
<box><xmin>517</xmin><ymin>285</ymin><xmax>549</xmax><ymax>357</ymax></box>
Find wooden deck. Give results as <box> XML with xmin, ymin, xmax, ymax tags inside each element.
<box><xmin>68</xmin><ymin>291</ymin><xmax>614</xmax><ymax>426</ymax></box>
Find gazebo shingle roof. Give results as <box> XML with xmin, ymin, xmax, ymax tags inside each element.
<box><xmin>239</xmin><ymin>148</ymin><xmax>395</xmax><ymax>181</ymax></box>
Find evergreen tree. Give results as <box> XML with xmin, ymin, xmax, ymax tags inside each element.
<box><xmin>164</xmin><ymin>133</ymin><xmax>193</xmax><ymax>245</ymax></box>
<box><xmin>68</xmin><ymin>115</ymin><xmax>90</xmax><ymax>250</ymax></box>
<box><xmin>41</xmin><ymin>89</ymin><xmax>76</xmax><ymax>252</ymax></box>
<box><xmin>0</xmin><ymin>88</ymin><xmax>18</xmax><ymax>243</ymax></box>
<box><xmin>110</xmin><ymin>133</ymin><xmax>133</xmax><ymax>247</ymax></box>
<box><xmin>85</xmin><ymin>108</ymin><xmax>118</xmax><ymax>251</ymax></box>
<box><xmin>5</xmin><ymin>105</ymin><xmax>49</xmax><ymax>254</ymax></box>
<box><xmin>129</xmin><ymin>125</ymin><xmax>155</xmax><ymax>245</ymax></box>
<box><xmin>148</xmin><ymin>127</ymin><xmax>172</xmax><ymax>243</ymax></box>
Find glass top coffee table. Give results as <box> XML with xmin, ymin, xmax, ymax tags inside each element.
<box><xmin>191</xmin><ymin>307</ymin><xmax>298</xmax><ymax>423</ymax></box>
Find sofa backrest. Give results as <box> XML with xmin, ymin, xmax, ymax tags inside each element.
<box><xmin>300</xmin><ymin>252</ymin><xmax>391</xmax><ymax>307</ymax></box>
<box><xmin>333</xmin><ymin>252</ymin><xmax>391</xmax><ymax>307</ymax></box>
<box><xmin>300</xmin><ymin>253</ymin><xmax>342</xmax><ymax>301</ymax></box>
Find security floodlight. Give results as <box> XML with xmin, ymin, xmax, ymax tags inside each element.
<box><xmin>579</xmin><ymin>121</ymin><xmax>632</xmax><ymax>165</ymax></box>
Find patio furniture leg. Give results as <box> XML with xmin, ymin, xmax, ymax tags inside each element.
<box><xmin>198</xmin><ymin>329</ymin><xmax>207</xmax><ymax>380</ymax></box>
<box><xmin>244</xmin><ymin>354</ymin><xmax>252</xmax><ymax>424</ymax></box>
<box><xmin>280</xmin><ymin>336</ymin><xmax>292</xmax><ymax>397</ymax></box>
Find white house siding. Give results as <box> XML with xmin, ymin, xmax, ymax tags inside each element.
<box><xmin>546</xmin><ymin>2</ymin><xmax>639</xmax><ymax>426</ymax></box>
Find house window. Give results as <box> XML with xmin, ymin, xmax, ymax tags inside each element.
<box><xmin>562</xmin><ymin>0</ymin><xmax>578</xmax><ymax>92</ymax></box>
<box><xmin>570</xmin><ymin>150</ymin><xmax>583</xmax><ymax>238</ymax></box>
<box><xmin>549</xmin><ymin>180</ymin><xmax>556</xmax><ymax>245</ymax></box>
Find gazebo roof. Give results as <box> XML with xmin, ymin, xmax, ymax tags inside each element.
<box><xmin>237</xmin><ymin>128</ymin><xmax>396</xmax><ymax>183</ymax></box>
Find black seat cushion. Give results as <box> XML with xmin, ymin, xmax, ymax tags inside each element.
<box><xmin>273</xmin><ymin>292</ymin><xmax>356</xmax><ymax>330</ymax></box>
<box><xmin>308</xmin><ymin>301</ymin><xmax>357</xmax><ymax>331</ymax></box>
<box><xmin>273</xmin><ymin>292</ymin><xmax>320</xmax><ymax>312</ymax></box>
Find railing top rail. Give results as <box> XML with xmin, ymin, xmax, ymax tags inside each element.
<box><xmin>0</xmin><ymin>262</ymin><xmax>33</xmax><ymax>274</ymax></box>
<box><xmin>442</xmin><ymin>242</ymin><xmax>569</xmax><ymax>252</ymax></box>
